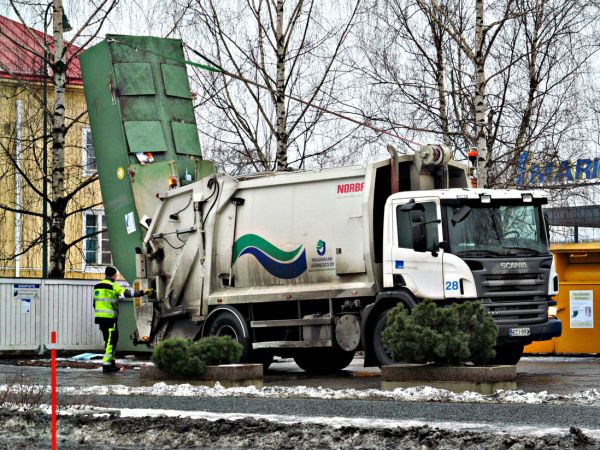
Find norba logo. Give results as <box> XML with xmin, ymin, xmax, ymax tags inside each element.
<box><xmin>232</xmin><ymin>234</ymin><xmax>307</xmax><ymax>279</ymax></box>
<box><xmin>337</xmin><ymin>182</ymin><xmax>364</xmax><ymax>194</ymax></box>
<box><xmin>500</xmin><ymin>262</ymin><xmax>528</xmax><ymax>269</ymax></box>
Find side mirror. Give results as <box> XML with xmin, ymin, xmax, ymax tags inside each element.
<box><xmin>411</xmin><ymin>210</ymin><xmax>427</xmax><ymax>252</ymax></box>
<box><xmin>543</xmin><ymin>212</ymin><xmax>550</xmax><ymax>243</ymax></box>
<box><xmin>410</xmin><ymin>208</ymin><xmax>425</xmax><ymax>224</ymax></box>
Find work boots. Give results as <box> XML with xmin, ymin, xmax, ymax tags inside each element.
<box><xmin>102</xmin><ymin>364</ymin><xmax>120</xmax><ymax>373</ymax></box>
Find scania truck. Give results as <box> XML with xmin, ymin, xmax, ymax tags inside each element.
<box><xmin>80</xmin><ymin>35</ymin><xmax>561</xmax><ymax>371</ymax></box>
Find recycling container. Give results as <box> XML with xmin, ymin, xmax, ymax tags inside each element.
<box><xmin>526</xmin><ymin>243</ymin><xmax>600</xmax><ymax>354</ymax></box>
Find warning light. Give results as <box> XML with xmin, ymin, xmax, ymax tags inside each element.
<box><xmin>142</xmin><ymin>336</ymin><xmax>149</xmax><ymax>341</ymax></box>
<box><xmin>168</xmin><ymin>176</ymin><xmax>178</xmax><ymax>189</ymax></box>
<box><xmin>468</xmin><ymin>148</ymin><xmax>478</xmax><ymax>166</ymax></box>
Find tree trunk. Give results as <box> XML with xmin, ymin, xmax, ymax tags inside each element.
<box><xmin>49</xmin><ymin>0</ymin><xmax>67</xmax><ymax>278</ymax></box>
<box><xmin>474</xmin><ymin>0</ymin><xmax>488</xmax><ymax>187</ymax></box>
<box><xmin>430</xmin><ymin>18</ymin><xmax>450</xmax><ymax>147</ymax></box>
<box><xmin>275</xmin><ymin>0</ymin><xmax>288</xmax><ymax>170</ymax></box>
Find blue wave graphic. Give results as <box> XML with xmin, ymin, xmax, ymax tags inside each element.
<box><xmin>239</xmin><ymin>247</ymin><xmax>307</xmax><ymax>279</ymax></box>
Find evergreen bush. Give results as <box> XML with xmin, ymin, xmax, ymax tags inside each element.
<box><xmin>152</xmin><ymin>336</ymin><xmax>243</xmax><ymax>377</ymax></box>
<box><xmin>190</xmin><ymin>336</ymin><xmax>243</xmax><ymax>366</ymax></box>
<box><xmin>381</xmin><ymin>299</ymin><xmax>497</xmax><ymax>366</ymax></box>
<box><xmin>456</xmin><ymin>301</ymin><xmax>497</xmax><ymax>364</ymax></box>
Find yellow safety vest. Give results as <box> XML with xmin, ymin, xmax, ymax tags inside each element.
<box><xmin>93</xmin><ymin>279</ymin><xmax>125</xmax><ymax>320</ymax></box>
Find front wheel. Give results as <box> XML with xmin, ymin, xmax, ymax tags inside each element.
<box><xmin>492</xmin><ymin>343</ymin><xmax>524</xmax><ymax>365</ymax></box>
<box><xmin>293</xmin><ymin>348</ymin><xmax>355</xmax><ymax>374</ymax></box>
<box><xmin>372</xmin><ymin>310</ymin><xmax>398</xmax><ymax>367</ymax></box>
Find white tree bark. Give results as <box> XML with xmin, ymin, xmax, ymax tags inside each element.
<box><xmin>474</xmin><ymin>0</ymin><xmax>488</xmax><ymax>187</ymax></box>
<box><xmin>275</xmin><ymin>0</ymin><xmax>288</xmax><ymax>170</ymax></box>
<box><xmin>49</xmin><ymin>0</ymin><xmax>68</xmax><ymax>277</ymax></box>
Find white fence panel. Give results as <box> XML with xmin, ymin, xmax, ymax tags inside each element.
<box><xmin>0</xmin><ymin>278</ymin><xmax>104</xmax><ymax>353</ymax></box>
<box><xmin>0</xmin><ymin>279</ymin><xmax>41</xmax><ymax>351</ymax></box>
<box><xmin>44</xmin><ymin>280</ymin><xmax>103</xmax><ymax>351</ymax></box>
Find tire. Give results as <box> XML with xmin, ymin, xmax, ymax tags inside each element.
<box><xmin>492</xmin><ymin>343</ymin><xmax>524</xmax><ymax>365</ymax></box>
<box><xmin>372</xmin><ymin>310</ymin><xmax>399</xmax><ymax>367</ymax></box>
<box><xmin>293</xmin><ymin>348</ymin><xmax>355</xmax><ymax>374</ymax></box>
<box><xmin>205</xmin><ymin>309</ymin><xmax>250</xmax><ymax>361</ymax></box>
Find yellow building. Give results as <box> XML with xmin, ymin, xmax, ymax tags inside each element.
<box><xmin>0</xmin><ymin>15</ymin><xmax>109</xmax><ymax>279</ymax></box>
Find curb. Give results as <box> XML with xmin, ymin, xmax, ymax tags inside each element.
<box><xmin>381</xmin><ymin>364</ymin><xmax>517</xmax><ymax>394</ymax></box>
<box><xmin>140</xmin><ymin>363</ymin><xmax>263</xmax><ymax>388</ymax></box>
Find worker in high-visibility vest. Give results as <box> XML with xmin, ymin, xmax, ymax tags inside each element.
<box><xmin>94</xmin><ymin>266</ymin><xmax>153</xmax><ymax>373</ymax></box>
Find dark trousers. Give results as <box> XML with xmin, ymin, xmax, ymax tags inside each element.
<box><xmin>96</xmin><ymin>318</ymin><xmax>118</xmax><ymax>366</ymax></box>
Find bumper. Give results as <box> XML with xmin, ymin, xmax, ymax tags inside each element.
<box><xmin>497</xmin><ymin>318</ymin><xmax>562</xmax><ymax>343</ymax></box>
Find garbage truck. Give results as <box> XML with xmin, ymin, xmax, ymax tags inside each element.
<box><xmin>79</xmin><ymin>35</ymin><xmax>561</xmax><ymax>370</ymax></box>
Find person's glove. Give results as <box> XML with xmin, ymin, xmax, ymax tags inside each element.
<box><xmin>142</xmin><ymin>288</ymin><xmax>154</xmax><ymax>296</ymax></box>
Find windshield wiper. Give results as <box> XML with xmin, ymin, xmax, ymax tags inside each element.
<box><xmin>456</xmin><ymin>249</ymin><xmax>502</xmax><ymax>257</ymax></box>
<box><xmin>504</xmin><ymin>247</ymin><xmax>541</xmax><ymax>256</ymax></box>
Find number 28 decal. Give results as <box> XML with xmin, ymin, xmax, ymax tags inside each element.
<box><xmin>445</xmin><ymin>280</ymin><xmax>460</xmax><ymax>291</ymax></box>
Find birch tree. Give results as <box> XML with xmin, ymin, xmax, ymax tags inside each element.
<box><xmin>171</xmin><ymin>0</ymin><xmax>362</xmax><ymax>174</ymax></box>
<box><xmin>358</xmin><ymin>0</ymin><xmax>598</xmax><ymax>188</ymax></box>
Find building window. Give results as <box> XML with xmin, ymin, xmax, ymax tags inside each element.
<box><xmin>83</xmin><ymin>211</ymin><xmax>112</xmax><ymax>266</ymax></box>
<box><xmin>82</xmin><ymin>128</ymin><xmax>96</xmax><ymax>175</ymax></box>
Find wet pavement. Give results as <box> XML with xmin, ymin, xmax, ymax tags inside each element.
<box><xmin>1</xmin><ymin>354</ymin><xmax>599</xmax><ymax>394</ymax></box>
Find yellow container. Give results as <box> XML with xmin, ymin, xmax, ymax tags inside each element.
<box><xmin>526</xmin><ymin>243</ymin><xmax>600</xmax><ymax>354</ymax></box>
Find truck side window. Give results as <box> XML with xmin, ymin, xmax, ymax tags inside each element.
<box><xmin>396</xmin><ymin>202</ymin><xmax>439</xmax><ymax>251</ymax></box>
<box><xmin>396</xmin><ymin>207</ymin><xmax>412</xmax><ymax>249</ymax></box>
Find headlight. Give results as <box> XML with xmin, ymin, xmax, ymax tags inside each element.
<box><xmin>548</xmin><ymin>306</ymin><xmax>558</xmax><ymax>318</ymax></box>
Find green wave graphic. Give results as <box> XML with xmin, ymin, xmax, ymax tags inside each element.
<box><xmin>232</xmin><ymin>234</ymin><xmax>303</xmax><ymax>265</ymax></box>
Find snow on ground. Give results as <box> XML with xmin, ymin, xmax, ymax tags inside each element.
<box><xmin>71</xmin><ymin>406</ymin><xmax>600</xmax><ymax>439</ymax></box>
<box><xmin>3</xmin><ymin>381</ymin><xmax>600</xmax><ymax>405</ymax></box>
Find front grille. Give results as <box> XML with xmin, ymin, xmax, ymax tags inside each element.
<box><xmin>467</xmin><ymin>256</ymin><xmax>552</xmax><ymax>298</ymax></box>
<box><xmin>481</xmin><ymin>272</ymin><xmax>546</xmax><ymax>294</ymax></box>
<box><xmin>481</xmin><ymin>296</ymin><xmax>548</xmax><ymax>326</ymax></box>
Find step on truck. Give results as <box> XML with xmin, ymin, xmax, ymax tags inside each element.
<box><xmin>80</xmin><ymin>35</ymin><xmax>561</xmax><ymax>371</ymax></box>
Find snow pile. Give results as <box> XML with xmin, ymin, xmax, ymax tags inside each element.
<box><xmin>54</xmin><ymin>382</ymin><xmax>600</xmax><ymax>405</ymax></box>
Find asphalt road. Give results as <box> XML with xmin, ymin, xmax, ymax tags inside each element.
<box><xmin>86</xmin><ymin>394</ymin><xmax>600</xmax><ymax>433</ymax></box>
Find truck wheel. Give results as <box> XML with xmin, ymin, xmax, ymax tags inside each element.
<box><xmin>293</xmin><ymin>348</ymin><xmax>355</xmax><ymax>374</ymax></box>
<box><xmin>205</xmin><ymin>310</ymin><xmax>250</xmax><ymax>361</ymax></box>
<box><xmin>372</xmin><ymin>310</ymin><xmax>398</xmax><ymax>367</ymax></box>
<box><xmin>492</xmin><ymin>343</ymin><xmax>524</xmax><ymax>365</ymax></box>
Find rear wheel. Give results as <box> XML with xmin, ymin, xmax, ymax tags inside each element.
<box><xmin>293</xmin><ymin>348</ymin><xmax>355</xmax><ymax>374</ymax></box>
<box><xmin>492</xmin><ymin>343</ymin><xmax>524</xmax><ymax>365</ymax></box>
<box><xmin>372</xmin><ymin>310</ymin><xmax>398</xmax><ymax>367</ymax></box>
<box><xmin>205</xmin><ymin>309</ymin><xmax>250</xmax><ymax>361</ymax></box>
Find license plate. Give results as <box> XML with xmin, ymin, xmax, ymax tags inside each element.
<box><xmin>509</xmin><ymin>327</ymin><xmax>531</xmax><ymax>337</ymax></box>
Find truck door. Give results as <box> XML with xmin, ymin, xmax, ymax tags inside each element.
<box><xmin>391</xmin><ymin>198</ymin><xmax>444</xmax><ymax>299</ymax></box>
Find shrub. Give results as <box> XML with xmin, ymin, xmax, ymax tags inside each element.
<box><xmin>152</xmin><ymin>336</ymin><xmax>243</xmax><ymax>377</ymax></box>
<box><xmin>381</xmin><ymin>299</ymin><xmax>497</xmax><ymax>366</ymax></box>
<box><xmin>191</xmin><ymin>336</ymin><xmax>243</xmax><ymax>366</ymax></box>
<box><xmin>151</xmin><ymin>338</ymin><xmax>204</xmax><ymax>377</ymax></box>
<box><xmin>456</xmin><ymin>301</ymin><xmax>497</xmax><ymax>365</ymax></box>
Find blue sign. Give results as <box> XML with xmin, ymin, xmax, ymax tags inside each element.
<box><xmin>515</xmin><ymin>152</ymin><xmax>600</xmax><ymax>186</ymax></box>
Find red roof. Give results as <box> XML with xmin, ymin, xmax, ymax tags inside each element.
<box><xmin>0</xmin><ymin>15</ymin><xmax>82</xmax><ymax>86</ymax></box>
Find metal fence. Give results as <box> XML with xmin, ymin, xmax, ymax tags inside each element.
<box><xmin>1</xmin><ymin>278</ymin><xmax>110</xmax><ymax>353</ymax></box>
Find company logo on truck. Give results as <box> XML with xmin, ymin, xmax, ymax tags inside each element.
<box><xmin>337</xmin><ymin>182</ymin><xmax>364</xmax><ymax>194</ymax></box>
<box><xmin>499</xmin><ymin>262</ymin><xmax>528</xmax><ymax>269</ymax></box>
<box><xmin>232</xmin><ymin>234</ymin><xmax>307</xmax><ymax>279</ymax></box>
<box><xmin>317</xmin><ymin>240</ymin><xmax>327</xmax><ymax>256</ymax></box>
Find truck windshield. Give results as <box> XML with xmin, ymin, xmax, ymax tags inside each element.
<box><xmin>445</xmin><ymin>203</ymin><xmax>548</xmax><ymax>256</ymax></box>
